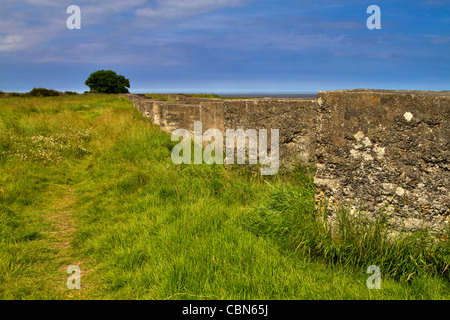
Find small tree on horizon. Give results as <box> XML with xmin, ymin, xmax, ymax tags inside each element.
<box><xmin>85</xmin><ymin>70</ymin><xmax>130</xmax><ymax>94</ymax></box>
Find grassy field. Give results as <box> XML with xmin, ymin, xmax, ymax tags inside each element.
<box><xmin>0</xmin><ymin>94</ymin><xmax>448</xmax><ymax>300</ymax></box>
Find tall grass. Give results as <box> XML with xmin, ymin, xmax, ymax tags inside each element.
<box><xmin>244</xmin><ymin>182</ymin><xmax>450</xmax><ymax>282</ymax></box>
<box><xmin>145</xmin><ymin>94</ymin><xmax>177</xmax><ymax>101</ymax></box>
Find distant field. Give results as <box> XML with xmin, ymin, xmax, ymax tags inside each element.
<box><xmin>0</xmin><ymin>94</ymin><xmax>448</xmax><ymax>299</ymax></box>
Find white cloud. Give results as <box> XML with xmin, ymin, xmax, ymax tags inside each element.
<box><xmin>427</xmin><ymin>35</ymin><xmax>450</xmax><ymax>44</ymax></box>
<box><xmin>0</xmin><ymin>0</ymin><xmax>254</xmax><ymax>57</ymax></box>
<box><xmin>22</xmin><ymin>0</ymin><xmax>62</xmax><ymax>6</ymax></box>
<box><xmin>420</xmin><ymin>0</ymin><xmax>450</xmax><ymax>5</ymax></box>
<box><xmin>80</xmin><ymin>0</ymin><xmax>148</xmax><ymax>24</ymax></box>
<box><xmin>0</xmin><ymin>12</ymin><xmax>65</xmax><ymax>53</ymax></box>
<box><xmin>0</xmin><ymin>35</ymin><xmax>25</xmax><ymax>52</ymax></box>
<box><xmin>136</xmin><ymin>0</ymin><xmax>250</xmax><ymax>19</ymax></box>
<box><xmin>0</xmin><ymin>0</ymin><xmax>149</xmax><ymax>55</ymax></box>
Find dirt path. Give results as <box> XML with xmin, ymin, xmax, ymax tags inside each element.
<box><xmin>45</xmin><ymin>187</ymin><xmax>91</xmax><ymax>297</ymax></box>
<box><xmin>48</xmin><ymin>189</ymin><xmax>76</xmax><ymax>251</ymax></box>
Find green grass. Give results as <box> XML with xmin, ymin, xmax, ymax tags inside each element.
<box><xmin>185</xmin><ymin>93</ymin><xmax>223</xmax><ymax>99</ymax></box>
<box><xmin>244</xmin><ymin>184</ymin><xmax>450</xmax><ymax>281</ymax></box>
<box><xmin>0</xmin><ymin>94</ymin><xmax>448</xmax><ymax>299</ymax></box>
<box><xmin>145</xmin><ymin>94</ymin><xmax>177</xmax><ymax>102</ymax></box>
<box><xmin>184</xmin><ymin>93</ymin><xmax>255</xmax><ymax>100</ymax></box>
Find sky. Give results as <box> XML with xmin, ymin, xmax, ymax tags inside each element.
<box><xmin>0</xmin><ymin>0</ymin><xmax>449</xmax><ymax>93</ymax></box>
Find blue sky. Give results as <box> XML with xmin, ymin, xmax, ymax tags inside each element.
<box><xmin>0</xmin><ymin>0</ymin><xmax>449</xmax><ymax>93</ymax></box>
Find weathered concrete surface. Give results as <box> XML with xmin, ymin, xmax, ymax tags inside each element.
<box><xmin>315</xmin><ymin>90</ymin><xmax>449</xmax><ymax>232</ymax></box>
<box><xmin>127</xmin><ymin>94</ymin><xmax>317</xmax><ymax>163</ymax></box>
<box><xmin>127</xmin><ymin>94</ymin><xmax>224</xmax><ymax>133</ymax></box>
<box><xmin>222</xmin><ymin>98</ymin><xmax>317</xmax><ymax>163</ymax></box>
<box><xmin>127</xmin><ymin>90</ymin><xmax>449</xmax><ymax>232</ymax></box>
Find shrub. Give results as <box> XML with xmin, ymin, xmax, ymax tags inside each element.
<box><xmin>9</xmin><ymin>92</ymin><xmax>27</xmax><ymax>97</ymax></box>
<box><xmin>28</xmin><ymin>88</ymin><xmax>61</xmax><ymax>97</ymax></box>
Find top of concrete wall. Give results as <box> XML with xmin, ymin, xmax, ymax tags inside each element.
<box><xmin>131</xmin><ymin>93</ymin><xmax>316</xmax><ymax>103</ymax></box>
<box><xmin>319</xmin><ymin>89</ymin><xmax>450</xmax><ymax>97</ymax></box>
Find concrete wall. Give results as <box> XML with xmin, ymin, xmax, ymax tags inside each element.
<box><xmin>128</xmin><ymin>94</ymin><xmax>317</xmax><ymax>163</ymax></box>
<box><xmin>222</xmin><ymin>99</ymin><xmax>317</xmax><ymax>163</ymax></box>
<box><xmin>315</xmin><ymin>90</ymin><xmax>449</xmax><ymax>232</ymax></box>
<box><xmin>127</xmin><ymin>90</ymin><xmax>449</xmax><ymax>232</ymax></box>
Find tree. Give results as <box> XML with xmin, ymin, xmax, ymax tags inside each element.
<box><xmin>85</xmin><ymin>70</ymin><xmax>130</xmax><ymax>94</ymax></box>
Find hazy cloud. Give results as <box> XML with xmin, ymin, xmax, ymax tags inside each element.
<box><xmin>136</xmin><ymin>0</ymin><xmax>251</xmax><ymax>19</ymax></box>
<box><xmin>420</xmin><ymin>0</ymin><xmax>450</xmax><ymax>5</ymax></box>
<box><xmin>426</xmin><ymin>35</ymin><xmax>450</xmax><ymax>44</ymax></box>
